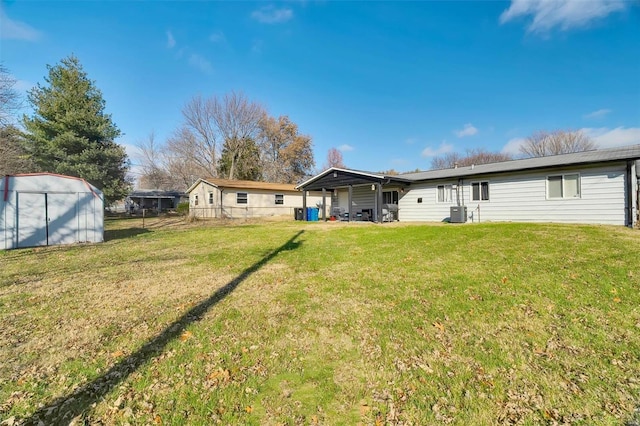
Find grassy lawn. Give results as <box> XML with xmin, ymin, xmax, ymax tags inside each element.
<box><xmin>1</xmin><ymin>217</ymin><xmax>639</xmax><ymax>425</ymax></box>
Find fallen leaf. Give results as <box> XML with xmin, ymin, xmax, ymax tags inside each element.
<box><xmin>153</xmin><ymin>414</ymin><xmax>162</xmax><ymax>424</ymax></box>
<box><xmin>180</xmin><ymin>331</ymin><xmax>193</xmax><ymax>341</ymax></box>
<box><xmin>613</xmin><ymin>297</ymin><xmax>621</xmax><ymax>303</ymax></box>
<box><xmin>245</xmin><ymin>406</ymin><xmax>253</xmax><ymax>413</ymax></box>
<box><xmin>501</xmin><ymin>276</ymin><xmax>508</xmax><ymax>284</ymax></box>
<box><xmin>433</xmin><ymin>321</ymin><xmax>445</xmax><ymax>332</ymax></box>
<box><xmin>360</xmin><ymin>403</ymin><xmax>371</xmax><ymax>416</ymax></box>
<box><xmin>111</xmin><ymin>350</ymin><xmax>124</xmax><ymax>358</ymax></box>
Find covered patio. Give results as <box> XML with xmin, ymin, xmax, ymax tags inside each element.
<box><xmin>296</xmin><ymin>168</ymin><xmax>410</xmax><ymax>223</ymax></box>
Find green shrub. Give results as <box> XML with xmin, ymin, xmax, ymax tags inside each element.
<box><xmin>176</xmin><ymin>202</ymin><xmax>189</xmax><ymax>216</ymax></box>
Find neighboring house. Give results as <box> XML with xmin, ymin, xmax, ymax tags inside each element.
<box><xmin>187</xmin><ymin>178</ymin><xmax>325</xmax><ymax>219</ymax></box>
<box><xmin>0</xmin><ymin>173</ymin><xmax>104</xmax><ymax>250</ymax></box>
<box><xmin>296</xmin><ymin>144</ymin><xmax>640</xmax><ymax>227</ymax></box>
<box><xmin>127</xmin><ymin>190</ymin><xmax>186</xmax><ymax>213</ymax></box>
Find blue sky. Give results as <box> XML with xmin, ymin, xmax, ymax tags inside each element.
<box><xmin>1</xmin><ymin>0</ymin><xmax>639</xmax><ymax>180</ymax></box>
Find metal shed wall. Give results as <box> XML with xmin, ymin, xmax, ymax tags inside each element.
<box><xmin>0</xmin><ymin>174</ymin><xmax>104</xmax><ymax>250</ymax></box>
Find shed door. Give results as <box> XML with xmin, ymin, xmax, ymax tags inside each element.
<box><xmin>17</xmin><ymin>193</ymin><xmax>47</xmax><ymax>248</ymax></box>
<box><xmin>17</xmin><ymin>192</ymin><xmax>79</xmax><ymax>248</ymax></box>
<box><xmin>47</xmin><ymin>193</ymin><xmax>79</xmax><ymax>245</ymax></box>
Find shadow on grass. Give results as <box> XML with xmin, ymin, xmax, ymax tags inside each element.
<box><xmin>104</xmin><ymin>227</ymin><xmax>152</xmax><ymax>241</ymax></box>
<box><xmin>21</xmin><ymin>230</ymin><xmax>305</xmax><ymax>425</ymax></box>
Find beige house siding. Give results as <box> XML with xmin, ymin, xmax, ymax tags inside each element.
<box><xmin>188</xmin><ymin>180</ymin><xmax>325</xmax><ymax>219</ymax></box>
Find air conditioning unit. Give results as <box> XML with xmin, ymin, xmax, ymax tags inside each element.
<box><xmin>450</xmin><ymin>206</ymin><xmax>467</xmax><ymax>223</ymax></box>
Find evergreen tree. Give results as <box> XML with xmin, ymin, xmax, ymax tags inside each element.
<box><xmin>23</xmin><ymin>55</ymin><xmax>130</xmax><ymax>204</ymax></box>
<box><xmin>218</xmin><ymin>137</ymin><xmax>262</xmax><ymax>181</ymax></box>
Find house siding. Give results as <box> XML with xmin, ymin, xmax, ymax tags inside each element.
<box><xmin>399</xmin><ymin>163</ymin><xmax>628</xmax><ymax>225</ymax></box>
<box><xmin>188</xmin><ymin>181</ymin><xmax>325</xmax><ymax>219</ymax></box>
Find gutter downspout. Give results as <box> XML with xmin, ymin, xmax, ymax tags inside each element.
<box><xmin>220</xmin><ymin>189</ymin><xmax>224</xmax><ymax>219</ymax></box>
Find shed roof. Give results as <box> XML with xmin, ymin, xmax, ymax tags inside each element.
<box><xmin>2</xmin><ymin>173</ymin><xmax>103</xmax><ymax>200</ymax></box>
<box><xmin>400</xmin><ymin>144</ymin><xmax>640</xmax><ymax>181</ymax></box>
<box><xmin>187</xmin><ymin>178</ymin><xmax>298</xmax><ymax>193</ymax></box>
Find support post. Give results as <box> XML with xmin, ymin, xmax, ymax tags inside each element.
<box><xmin>348</xmin><ymin>185</ymin><xmax>353</xmax><ymax>222</ymax></box>
<box><xmin>376</xmin><ymin>183</ymin><xmax>383</xmax><ymax>223</ymax></box>
<box><xmin>321</xmin><ymin>188</ymin><xmax>327</xmax><ymax>221</ymax></box>
<box><xmin>302</xmin><ymin>190</ymin><xmax>307</xmax><ymax>221</ymax></box>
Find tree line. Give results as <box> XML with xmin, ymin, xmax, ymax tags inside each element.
<box><xmin>429</xmin><ymin>130</ymin><xmax>595</xmax><ymax>170</ymax></box>
<box><xmin>0</xmin><ymin>56</ymin><xmax>320</xmax><ymax>204</ymax></box>
<box><xmin>1</xmin><ymin>54</ymin><xmax>599</xmax><ymax>205</ymax></box>
<box><xmin>137</xmin><ymin>93</ymin><xmax>315</xmax><ymax>191</ymax></box>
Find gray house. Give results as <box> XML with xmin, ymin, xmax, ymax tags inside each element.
<box><xmin>296</xmin><ymin>144</ymin><xmax>640</xmax><ymax>227</ymax></box>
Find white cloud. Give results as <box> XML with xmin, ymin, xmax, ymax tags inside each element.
<box><xmin>188</xmin><ymin>54</ymin><xmax>213</xmax><ymax>75</ymax></box>
<box><xmin>338</xmin><ymin>144</ymin><xmax>354</xmax><ymax>152</ymax></box>
<box><xmin>209</xmin><ymin>31</ymin><xmax>226</xmax><ymax>44</ymax></box>
<box><xmin>421</xmin><ymin>141</ymin><xmax>453</xmax><ymax>158</ymax></box>
<box><xmin>0</xmin><ymin>7</ymin><xmax>40</xmax><ymax>41</ymax></box>
<box><xmin>405</xmin><ymin>137</ymin><xmax>418</xmax><ymax>145</ymax></box>
<box><xmin>166</xmin><ymin>30</ymin><xmax>176</xmax><ymax>48</ymax></box>
<box><xmin>251</xmin><ymin>5</ymin><xmax>294</xmax><ymax>24</ymax></box>
<box><xmin>501</xmin><ymin>137</ymin><xmax>527</xmax><ymax>156</ymax></box>
<box><xmin>582</xmin><ymin>127</ymin><xmax>640</xmax><ymax>149</ymax></box>
<box><xmin>583</xmin><ymin>108</ymin><xmax>612</xmax><ymax>119</ymax></box>
<box><xmin>454</xmin><ymin>123</ymin><xmax>478</xmax><ymax>138</ymax></box>
<box><xmin>500</xmin><ymin>0</ymin><xmax>627</xmax><ymax>34</ymax></box>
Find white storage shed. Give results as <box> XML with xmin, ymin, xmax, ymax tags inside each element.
<box><xmin>1</xmin><ymin>173</ymin><xmax>104</xmax><ymax>250</ymax></box>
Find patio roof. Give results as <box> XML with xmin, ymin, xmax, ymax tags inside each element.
<box><xmin>296</xmin><ymin>167</ymin><xmax>411</xmax><ymax>191</ymax></box>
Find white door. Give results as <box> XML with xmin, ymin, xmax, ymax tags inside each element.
<box><xmin>17</xmin><ymin>193</ymin><xmax>47</xmax><ymax>248</ymax></box>
<box><xmin>47</xmin><ymin>193</ymin><xmax>79</xmax><ymax>245</ymax></box>
<box><xmin>17</xmin><ymin>192</ymin><xmax>79</xmax><ymax>247</ymax></box>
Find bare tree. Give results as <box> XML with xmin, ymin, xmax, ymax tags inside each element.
<box><xmin>164</xmin><ymin>127</ymin><xmax>214</xmax><ymax>189</ymax></box>
<box><xmin>258</xmin><ymin>115</ymin><xmax>315</xmax><ymax>183</ymax></box>
<box><xmin>136</xmin><ymin>131</ymin><xmax>175</xmax><ymax>190</ymax></box>
<box><xmin>520</xmin><ymin>129</ymin><xmax>596</xmax><ymax>157</ymax></box>
<box><xmin>213</xmin><ymin>91</ymin><xmax>265</xmax><ymax>180</ymax></box>
<box><xmin>0</xmin><ymin>64</ymin><xmax>23</xmax><ymax>126</ymax></box>
<box><xmin>181</xmin><ymin>96</ymin><xmax>220</xmax><ymax>177</ymax></box>
<box><xmin>323</xmin><ymin>147</ymin><xmax>345</xmax><ymax>170</ymax></box>
<box><xmin>430</xmin><ymin>148</ymin><xmax>512</xmax><ymax>170</ymax></box>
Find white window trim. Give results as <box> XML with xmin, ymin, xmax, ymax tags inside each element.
<box><xmin>471</xmin><ymin>181</ymin><xmax>490</xmax><ymax>202</ymax></box>
<box><xmin>546</xmin><ymin>173</ymin><xmax>581</xmax><ymax>200</ymax></box>
<box><xmin>275</xmin><ymin>194</ymin><xmax>284</xmax><ymax>205</ymax></box>
<box><xmin>436</xmin><ymin>184</ymin><xmax>455</xmax><ymax>204</ymax></box>
<box><xmin>194</xmin><ymin>194</ymin><xmax>199</xmax><ymax>206</ymax></box>
<box><xmin>208</xmin><ymin>192</ymin><xmax>214</xmax><ymax>205</ymax></box>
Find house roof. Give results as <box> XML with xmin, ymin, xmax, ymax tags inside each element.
<box><xmin>129</xmin><ymin>190</ymin><xmax>185</xmax><ymax>198</ymax></box>
<box><xmin>400</xmin><ymin>144</ymin><xmax>640</xmax><ymax>182</ymax></box>
<box><xmin>187</xmin><ymin>178</ymin><xmax>298</xmax><ymax>193</ymax></box>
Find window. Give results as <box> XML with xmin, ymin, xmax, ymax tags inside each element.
<box><xmin>472</xmin><ymin>182</ymin><xmax>489</xmax><ymax>201</ymax></box>
<box><xmin>208</xmin><ymin>192</ymin><xmax>214</xmax><ymax>205</ymax></box>
<box><xmin>437</xmin><ymin>185</ymin><xmax>454</xmax><ymax>203</ymax></box>
<box><xmin>194</xmin><ymin>195</ymin><xmax>198</xmax><ymax>206</ymax></box>
<box><xmin>237</xmin><ymin>192</ymin><xmax>248</xmax><ymax>204</ymax></box>
<box><xmin>547</xmin><ymin>174</ymin><xmax>580</xmax><ymax>199</ymax></box>
<box><xmin>383</xmin><ymin>191</ymin><xmax>399</xmax><ymax>204</ymax></box>
<box><xmin>275</xmin><ymin>194</ymin><xmax>284</xmax><ymax>205</ymax></box>
<box><xmin>417</xmin><ymin>197</ymin><xmax>423</xmax><ymax>203</ymax></box>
